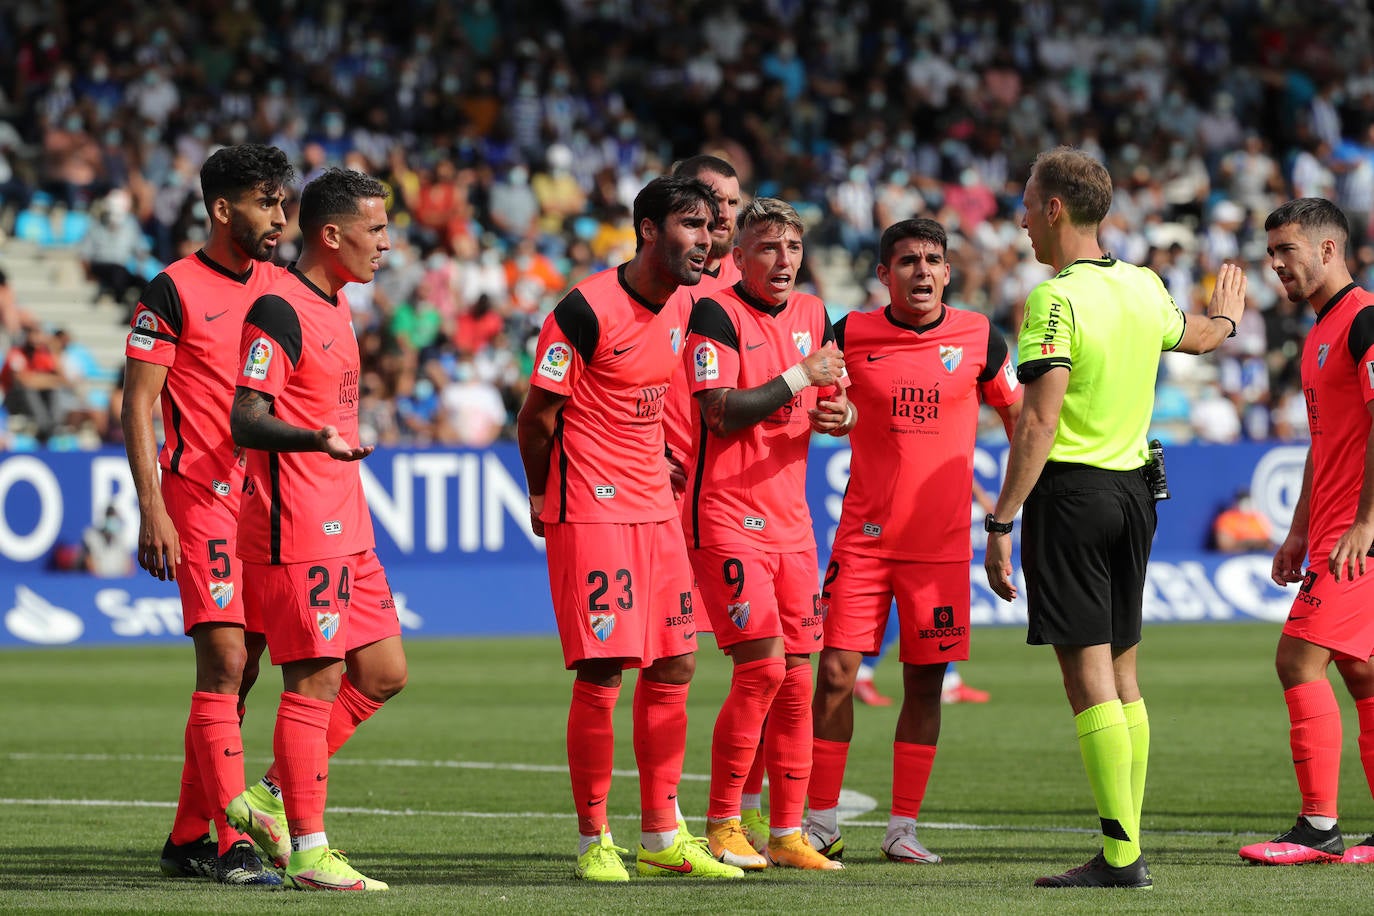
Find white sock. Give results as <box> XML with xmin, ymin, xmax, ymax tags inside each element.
<box><xmin>641</xmin><ymin>829</ymin><xmax>677</xmax><ymax>852</ymax></box>
<box><xmin>291</xmin><ymin>832</ymin><xmax>327</xmax><ymax>854</ymax></box>
<box><xmin>673</xmin><ymin>795</ymin><xmax>685</xmax><ymax>824</ymax></box>
<box><xmin>579</xmin><ymin>832</ymin><xmax>607</xmax><ymax>855</ymax></box>
<box><xmin>807</xmin><ymin>805</ymin><xmax>839</xmax><ymax>836</ymax></box>
<box><xmin>1305</xmin><ymin>815</ymin><xmax>1338</xmax><ymax>831</ymax></box>
<box><xmin>886</xmin><ymin>815</ymin><xmax>918</xmax><ymax>838</ymax></box>
<box><xmin>741</xmin><ymin>793</ymin><xmax>762</xmax><ymax>812</ymax></box>
<box><xmin>942</xmin><ymin>668</ymin><xmax>963</xmax><ymax>690</ymax></box>
<box><xmin>770</xmin><ymin>826</ymin><xmax>801</xmax><ymax>839</ymax></box>
<box><xmin>857</xmin><ymin>663</ymin><xmax>876</xmax><ymax>682</ymax></box>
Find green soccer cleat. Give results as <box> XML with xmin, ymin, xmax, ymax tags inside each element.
<box><xmin>575</xmin><ymin>828</ymin><xmax>630</xmax><ymax>882</ymax></box>
<box><xmin>226</xmin><ymin>786</ymin><xmax>291</xmax><ymax>868</ymax></box>
<box><xmin>740</xmin><ymin>807</ymin><xmax>769</xmax><ymax>853</ymax></box>
<box><xmin>638</xmin><ymin>832</ymin><xmax>746</xmax><ymax>878</ymax></box>
<box><xmin>285</xmin><ymin>846</ymin><xmax>388</xmax><ymax>891</ymax></box>
<box><xmin>159</xmin><ymin>833</ymin><xmax>218</xmax><ymax>879</ymax></box>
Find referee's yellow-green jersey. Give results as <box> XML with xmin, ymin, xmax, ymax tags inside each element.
<box><xmin>1015</xmin><ymin>256</ymin><xmax>1186</xmax><ymax>471</ymax></box>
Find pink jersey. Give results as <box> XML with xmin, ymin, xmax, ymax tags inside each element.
<box><xmin>1301</xmin><ymin>282</ymin><xmax>1374</xmax><ymax>557</ymax></box>
<box><xmin>684</xmin><ymin>283</ymin><xmax>835</xmax><ymax>551</ymax></box>
<box><xmin>528</xmin><ymin>264</ymin><xmax>678</xmax><ymax>524</ymax></box>
<box><xmin>235</xmin><ymin>266</ymin><xmax>374</xmax><ymax>564</ymax></box>
<box><xmin>833</xmin><ymin>305</ymin><xmax>1020</xmax><ymax>561</ymax></box>
<box><xmin>663</xmin><ymin>259</ymin><xmax>743</xmax><ymax>464</ymax></box>
<box><xmin>126</xmin><ymin>252</ymin><xmax>287</xmax><ymax>496</ymax></box>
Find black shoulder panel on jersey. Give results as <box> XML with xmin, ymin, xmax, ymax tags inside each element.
<box><xmin>1348</xmin><ymin>305</ymin><xmax>1374</xmax><ymax>365</ymax></box>
<box><xmin>978</xmin><ymin>320</ymin><xmax>1009</xmax><ymax>383</ymax></box>
<box><xmin>821</xmin><ymin>309</ymin><xmax>836</xmax><ymax>346</ymax></box>
<box><xmin>832</xmin><ymin>314</ymin><xmax>849</xmax><ymax>351</ymax></box>
<box><xmin>687</xmin><ymin>297</ymin><xmax>739</xmax><ymax>350</ymax></box>
<box><xmin>137</xmin><ymin>272</ymin><xmax>184</xmax><ymax>337</ymax></box>
<box><xmin>244</xmin><ymin>295</ymin><xmax>304</xmax><ymax>366</ymax></box>
<box><xmin>552</xmin><ymin>289</ymin><xmax>600</xmax><ymax>365</ymax></box>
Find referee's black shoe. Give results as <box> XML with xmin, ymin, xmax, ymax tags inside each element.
<box><xmin>1034</xmin><ymin>850</ymin><xmax>1153</xmax><ymax>889</ymax></box>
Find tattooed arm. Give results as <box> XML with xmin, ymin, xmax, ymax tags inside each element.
<box><xmin>231</xmin><ymin>386</ymin><xmax>372</xmax><ymax>461</ymax></box>
<box><xmin>696</xmin><ymin>342</ymin><xmax>847</xmax><ymax>436</ymax></box>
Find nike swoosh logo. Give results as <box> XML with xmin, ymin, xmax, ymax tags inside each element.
<box><xmin>205</xmin><ymin>310</ymin><xmax>229</xmax><ymax>321</ymax></box>
<box><xmin>223</xmin><ymin>748</ymin><xmax>244</xmax><ymax>757</ymax></box>
<box><xmin>643</xmin><ymin>858</ymin><xmax>693</xmax><ymax>874</ymax></box>
<box><xmin>783</xmin><ymin>772</ymin><xmax>803</xmax><ymax>781</ymax></box>
<box><xmin>730</xmin><ymin>772</ymin><xmax>747</xmax><ymax>779</ymax></box>
<box><xmin>588</xmin><ymin>796</ymin><xmax>605</xmax><ymax>807</ymax></box>
<box><xmin>315</xmin><ymin>773</ymin><xmax>327</xmax><ymax>781</ymax></box>
<box><xmin>813</xmin><ymin>630</ymin><xmax>823</xmax><ymax>640</ymax></box>
<box><xmin>295</xmin><ymin>875</ymin><xmax>365</xmax><ymax>890</ymax></box>
<box><xmin>613</xmin><ymin>345</ymin><xmax>634</xmax><ymax>355</ymax></box>
<box><xmin>322</xmin><ymin>339</ymin><xmax>335</xmax><ymax>351</ymax></box>
<box><xmin>939</xmin><ymin>641</ymin><xmax>959</xmax><ymax>652</ymax></box>
<box><xmin>683</xmin><ymin>630</ymin><xmax>696</xmax><ymax>639</ymax></box>
<box><xmin>866</xmin><ymin>353</ymin><xmax>891</xmax><ymax>362</ymax></box>
<box><xmin>745</xmin><ymin>342</ymin><xmax>766</xmax><ymax>351</ymax></box>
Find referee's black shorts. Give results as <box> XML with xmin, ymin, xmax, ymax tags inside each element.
<box><xmin>1022</xmin><ymin>461</ymin><xmax>1156</xmax><ymax>649</ymax></box>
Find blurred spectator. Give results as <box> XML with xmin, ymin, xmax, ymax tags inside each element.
<box><xmin>82</xmin><ymin>503</ymin><xmax>134</xmax><ymax>577</ymax></box>
<box><xmin>1211</xmin><ymin>488</ymin><xmax>1277</xmax><ymax>553</ymax></box>
<box><xmin>435</xmin><ymin>358</ymin><xmax>506</xmax><ymax>447</ymax></box>
<box><xmin>1</xmin><ymin>325</ymin><xmax>67</xmax><ymax>442</ymax></box>
<box><xmin>81</xmin><ymin>187</ymin><xmax>148</xmax><ymax>311</ymax></box>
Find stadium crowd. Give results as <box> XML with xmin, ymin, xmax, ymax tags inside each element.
<box><xmin>1</xmin><ymin>0</ymin><xmax>1373</xmax><ymax>448</ymax></box>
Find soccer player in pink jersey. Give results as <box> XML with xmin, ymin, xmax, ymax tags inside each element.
<box><xmin>1240</xmin><ymin>197</ymin><xmax>1374</xmax><ymax>865</ymax></box>
<box><xmin>123</xmin><ymin>144</ymin><xmax>291</xmax><ymax>887</ymax></box>
<box><xmin>685</xmin><ymin>197</ymin><xmax>851</xmax><ymax>871</ymax></box>
<box><xmin>516</xmin><ymin>176</ymin><xmax>742</xmax><ymax>882</ymax></box>
<box><xmin>227</xmin><ymin>168</ymin><xmax>406</xmax><ymax>892</ymax></box>
<box><xmin>805</xmin><ymin>218</ymin><xmax>1021</xmax><ymax>864</ymax></box>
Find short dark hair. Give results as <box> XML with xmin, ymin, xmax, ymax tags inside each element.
<box><xmin>672</xmin><ymin>155</ymin><xmax>738</xmax><ymax>182</ymax></box>
<box><xmin>1030</xmin><ymin>146</ymin><xmax>1113</xmax><ymax>227</ymax></box>
<box><xmin>879</xmin><ymin>218</ymin><xmax>947</xmax><ymax>267</ymax></box>
<box><xmin>632</xmin><ymin>176</ymin><xmax>719</xmax><ymax>251</ymax></box>
<box><xmin>1264</xmin><ymin>197</ymin><xmax>1349</xmax><ymax>250</ymax></box>
<box><xmin>199</xmin><ymin>144</ymin><xmax>293</xmax><ymax>218</ymax></box>
<box><xmin>298</xmin><ymin>167</ymin><xmax>387</xmax><ymax>238</ymax></box>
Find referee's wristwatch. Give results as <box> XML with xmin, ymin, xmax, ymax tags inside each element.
<box><xmin>984</xmin><ymin>514</ymin><xmax>1014</xmax><ymax>534</ymax></box>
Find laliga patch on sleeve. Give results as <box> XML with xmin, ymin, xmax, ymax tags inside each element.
<box><xmin>1366</xmin><ymin>359</ymin><xmax>1374</xmax><ymax>391</ymax></box>
<box><xmin>129</xmin><ymin>308</ymin><xmax>158</xmax><ymax>351</ymax></box>
<box><xmin>243</xmin><ymin>337</ymin><xmax>273</xmax><ymax>381</ymax></box>
<box><xmin>693</xmin><ymin>341</ymin><xmax>719</xmax><ymax>382</ymax></box>
<box><xmin>1003</xmin><ymin>361</ymin><xmax>1018</xmax><ymax>390</ymax></box>
<box><xmin>537</xmin><ymin>342</ymin><xmax>572</xmax><ymax>382</ymax></box>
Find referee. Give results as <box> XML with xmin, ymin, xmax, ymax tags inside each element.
<box><xmin>983</xmin><ymin>147</ymin><xmax>1247</xmax><ymax>889</ymax></box>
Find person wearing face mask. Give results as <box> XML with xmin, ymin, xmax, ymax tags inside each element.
<box><xmin>82</xmin><ymin>187</ymin><xmax>151</xmax><ymax>313</ymax></box>
<box><xmin>489</xmin><ymin>163</ymin><xmax>540</xmax><ymax>245</ymax></box>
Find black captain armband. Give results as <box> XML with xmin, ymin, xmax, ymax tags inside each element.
<box><xmin>1210</xmin><ymin>315</ymin><xmax>1237</xmax><ymax>338</ymax></box>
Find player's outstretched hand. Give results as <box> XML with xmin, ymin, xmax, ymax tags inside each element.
<box><xmin>318</xmin><ymin>426</ymin><xmax>374</xmax><ymax>461</ymax></box>
<box><xmin>1208</xmin><ymin>262</ymin><xmax>1247</xmax><ymax>326</ymax></box>
<box><xmin>1271</xmin><ymin>530</ymin><xmax>1309</xmax><ymax>586</ymax></box>
<box><xmin>800</xmin><ymin>342</ymin><xmax>845</xmax><ymax>388</ymax></box>
<box><xmin>138</xmin><ymin>504</ymin><xmax>181</xmax><ymax>581</ymax></box>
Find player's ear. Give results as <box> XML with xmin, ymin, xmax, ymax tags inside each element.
<box><xmin>639</xmin><ymin>216</ymin><xmax>657</xmax><ymax>246</ymax></box>
<box><xmin>211</xmin><ymin>196</ymin><xmax>232</xmax><ymax>227</ymax></box>
<box><xmin>876</xmin><ymin>260</ymin><xmax>889</xmax><ymax>286</ymax></box>
<box><xmin>321</xmin><ymin>221</ymin><xmax>343</xmax><ymax>251</ymax></box>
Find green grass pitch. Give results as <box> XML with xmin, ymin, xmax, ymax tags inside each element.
<box><xmin>4</xmin><ymin>622</ymin><xmax>1374</xmax><ymax>913</ymax></box>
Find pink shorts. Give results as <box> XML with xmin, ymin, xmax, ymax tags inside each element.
<box><xmin>246</xmin><ymin>549</ymin><xmax>401</xmax><ymax>665</ymax></box>
<box><xmin>1283</xmin><ymin>564</ymin><xmax>1374</xmax><ymax>662</ymax></box>
<box><xmin>162</xmin><ymin>471</ymin><xmax>259</xmax><ymax>635</ymax></box>
<box><xmin>691</xmin><ymin>544</ymin><xmax>821</xmax><ymax>654</ymax></box>
<box><xmin>822</xmin><ymin>550</ymin><xmax>970</xmax><ymax>665</ymax></box>
<box><xmin>544</xmin><ymin>520</ymin><xmax>698</xmax><ymax>669</ymax></box>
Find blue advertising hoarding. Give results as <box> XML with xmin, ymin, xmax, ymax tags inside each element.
<box><xmin>0</xmin><ymin>443</ymin><xmax>1303</xmax><ymax>647</ymax></box>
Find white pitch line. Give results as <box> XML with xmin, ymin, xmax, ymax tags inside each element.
<box><xmin>1</xmin><ymin>753</ymin><xmax>1253</xmax><ymax>838</ymax></box>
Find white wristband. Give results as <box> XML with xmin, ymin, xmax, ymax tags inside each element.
<box><xmin>782</xmin><ymin>363</ymin><xmax>810</xmax><ymax>396</ymax></box>
<box><xmin>839</xmin><ymin>401</ymin><xmax>857</xmax><ymax>434</ymax></box>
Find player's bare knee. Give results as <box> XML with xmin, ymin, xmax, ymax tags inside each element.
<box><xmin>644</xmin><ymin>653</ymin><xmax>694</xmax><ymax>685</ymax></box>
